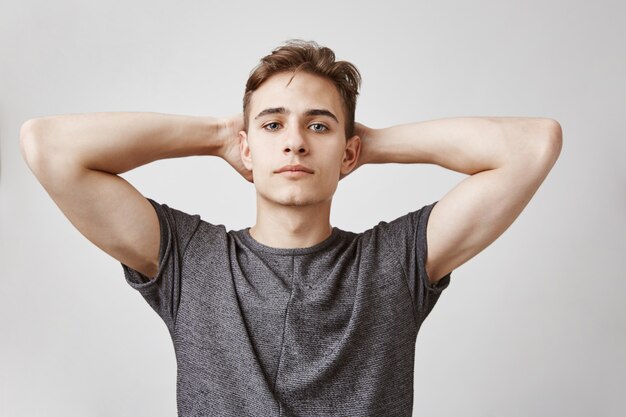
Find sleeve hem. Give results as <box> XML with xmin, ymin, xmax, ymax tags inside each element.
<box><xmin>418</xmin><ymin>200</ymin><xmax>452</xmax><ymax>294</ymax></box>
<box><xmin>424</xmin><ymin>271</ymin><xmax>452</xmax><ymax>293</ymax></box>
<box><xmin>121</xmin><ymin>197</ymin><xmax>172</xmax><ymax>292</ymax></box>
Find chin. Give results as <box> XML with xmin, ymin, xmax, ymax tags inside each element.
<box><xmin>261</xmin><ymin>190</ymin><xmax>331</xmax><ymax>208</ymax></box>
<box><xmin>276</xmin><ymin>195</ymin><xmax>323</xmax><ymax>207</ymax></box>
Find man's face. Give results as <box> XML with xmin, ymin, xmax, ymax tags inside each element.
<box><xmin>239</xmin><ymin>71</ymin><xmax>360</xmax><ymax>208</ymax></box>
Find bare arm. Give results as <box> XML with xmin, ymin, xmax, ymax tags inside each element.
<box><xmin>20</xmin><ymin>111</ymin><xmax>246</xmax><ymax>278</ymax></box>
<box><xmin>354</xmin><ymin>116</ymin><xmax>563</xmax><ymax>283</ymax></box>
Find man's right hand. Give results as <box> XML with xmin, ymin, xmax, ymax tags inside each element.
<box><xmin>219</xmin><ymin>113</ymin><xmax>253</xmax><ymax>183</ymax></box>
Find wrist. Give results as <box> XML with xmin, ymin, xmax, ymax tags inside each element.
<box><xmin>198</xmin><ymin>116</ymin><xmax>228</xmax><ymax>158</ymax></box>
<box><xmin>216</xmin><ymin>113</ymin><xmax>244</xmax><ymax>159</ymax></box>
<box><xmin>358</xmin><ymin>125</ymin><xmax>381</xmax><ymax>165</ymax></box>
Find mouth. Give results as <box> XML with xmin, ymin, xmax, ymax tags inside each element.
<box><xmin>275</xmin><ymin>164</ymin><xmax>314</xmax><ymax>174</ymax></box>
<box><xmin>277</xmin><ymin>170</ymin><xmax>312</xmax><ymax>178</ymax></box>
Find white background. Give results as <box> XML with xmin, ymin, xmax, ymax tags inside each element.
<box><xmin>1</xmin><ymin>0</ymin><xmax>624</xmax><ymax>416</ymax></box>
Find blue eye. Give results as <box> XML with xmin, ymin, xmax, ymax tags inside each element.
<box><xmin>264</xmin><ymin>122</ymin><xmax>281</xmax><ymax>131</ymax></box>
<box><xmin>310</xmin><ymin>123</ymin><xmax>328</xmax><ymax>132</ymax></box>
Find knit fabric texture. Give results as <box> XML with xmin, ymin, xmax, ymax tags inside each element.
<box><xmin>122</xmin><ymin>197</ymin><xmax>451</xmax><ymax>416</ymax></box>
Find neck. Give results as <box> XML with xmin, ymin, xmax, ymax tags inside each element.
<box><xmin>249</xmin><ymin>195</ymin><xmax>333</xmax><ymax>249</ymax></box>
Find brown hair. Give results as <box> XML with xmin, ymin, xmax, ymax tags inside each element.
<box><xmin>243</xmin><ymin>39</ymin><xmax>361</xmax><ymax>138</ymax></box>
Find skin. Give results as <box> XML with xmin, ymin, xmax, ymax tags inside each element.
<box><xmin>237</xmin><ymin>71</ymin><xmax>361</xmax><ymax>249</ymax></box>
<box><xmin>218</xmin><ymin>73</ymin><xmax>562</xmax><ymax>284</ymax></box>
<box><xmin>19</xmin><ymin>55</ymin><xmax>561</xmax><ymax>284</ymax></box>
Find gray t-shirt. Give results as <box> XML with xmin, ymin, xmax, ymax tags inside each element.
<box><xmin>122</xmin><ymin>197</ymin><xmax>451</xmax><ymax>416</ymax></box>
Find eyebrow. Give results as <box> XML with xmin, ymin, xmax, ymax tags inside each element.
<box><xmin>254</xmin><ymin>107</ymin><xmax>339</xmax><ymax>124</ymax></box>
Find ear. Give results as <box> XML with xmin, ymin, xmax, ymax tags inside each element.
<box><xmin>340</xmin><ymin>134</ymin><xmax>361</xmax><ymax>176</ymax></box>
<box><xmin>239</xmin><ymin>130</ymin><xmax>253</xmax><ymax>171</ymax></box>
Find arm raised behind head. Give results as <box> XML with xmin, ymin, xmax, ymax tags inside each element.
<box><xmin>353</xmin><ymin>116</ymin><xmax>562</xmax><ymax>284</ymax></box>
<box><xmin>19</xmin><ymin>111</ymin><xmax>244</xmax><ymax>279</ymax></box>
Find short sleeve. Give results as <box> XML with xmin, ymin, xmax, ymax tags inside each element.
<box><xmin>379</xmin><ymin>200</ymin><xmax>452</xmax><ymax>326</ymax></box>
<box><xmin>121</xmin><ymin>197</ymin><xmax>201</xmax><ymax>332</ymax></box>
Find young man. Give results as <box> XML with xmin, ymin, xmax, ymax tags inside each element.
<box><xmin>20</xmin><ymin>40</ymin><xmax>562</xmax><ymax>416</ymax></box>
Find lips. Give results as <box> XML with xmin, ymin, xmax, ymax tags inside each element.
<box><xmin>275</xmin><ymin>164</ymin><xmax>314</xmax><ymax>174</ymax></box>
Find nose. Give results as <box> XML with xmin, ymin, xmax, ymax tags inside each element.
<box><xmin>283</xmin><ymin>124</ymin><xmax>309</xmax><ymax>155</ymax></box>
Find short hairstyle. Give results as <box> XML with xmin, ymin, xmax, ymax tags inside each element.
<box><xmin>243</xmin><ymin>39</ymin><xmax>362</xmax><ymax>138</ymax></box>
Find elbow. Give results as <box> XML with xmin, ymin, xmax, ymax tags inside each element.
<box><xmin>19</xmin><ymin>117</ymin><xmax>46</xmax><ymax>143</ymax></box>
<box><xmin>533</xmin><ymin>119</ymin><xmax>563</xmax><ymax>170</ymax></box>
<box><xmin>20</xmin><ymin>117</ymin><xmax>53</xmax><ymax>173</ymax></box>
<box><xmin>505</xmin><ymin>118</ymin><xmax>563</xmax><ymax>172</ymax></box>
<box><xmin>19</xmin><ymin>119</ymin><xmax>40</xmax><ymax>167</ymax></box>
<box><xmin>544</xmin><ymin>118</ymin><xmax>563</xmax><ymax>163</ymax></box>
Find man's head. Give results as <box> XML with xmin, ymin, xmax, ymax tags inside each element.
<box><xmin>239</xmin><ymin>40</ymin><xmax>363</xmax><ymax>208</ymax></box>
<box><xmin>243</xmin><ymin>39</ymin><xmax>361</xmax><ymax>139</ymax></box>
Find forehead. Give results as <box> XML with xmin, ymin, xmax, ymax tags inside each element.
<box><xmin>250</xmin><ymin>71</ymin><xmax>344</xmax><ymax>120</ymax></box>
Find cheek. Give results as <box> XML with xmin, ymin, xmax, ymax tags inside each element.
<box><xmin>251</xmin><ymin>156</ymin><xmax>279</xmax><ymax>183</ymax></box>
<box><xmin>247</xmin><ymin>143</ymin><xmax>267</xmax><ymax>167</ymax></box>
<box><xmin>319</xmin><ymin>161</ymin><xmax>343</xmax><ymax>185</ymax></box>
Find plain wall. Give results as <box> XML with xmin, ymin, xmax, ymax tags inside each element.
<box><xmin>1</xmin><ymin>0</ymin><xmax>624</xmax><ymax>416</ymax></box>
